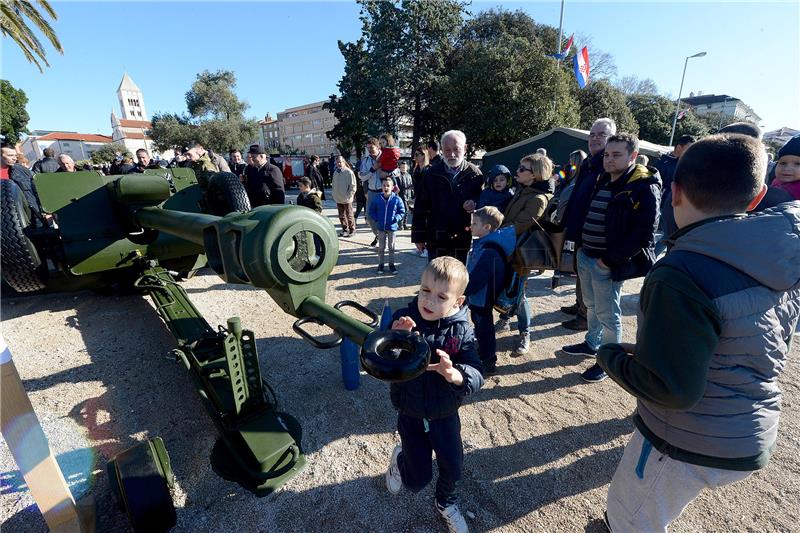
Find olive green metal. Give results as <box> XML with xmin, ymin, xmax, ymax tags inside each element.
<box><xmin>107</xmin><ymin>174</ymin><xmax>170</xmax><ymax>206</ymax></box>
<box><xmin>33</xmin><ymin>171</ymin><xmax>204</xmax><ymax>276</ymax></box>
<box><xmin>134</xmin><ymin>205</ymin><xmax>339</xmax><ymax>317</ymax></box>
<box><xmin>299</xmin><ymin>296</ymin><xmax>374</xmax><ymax>346</ymax></box>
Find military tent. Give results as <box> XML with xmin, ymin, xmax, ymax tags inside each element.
<box><xmin>480</xmin><ymin>127</ymin><xmax>671</xmax><ymax>173</ymax></box>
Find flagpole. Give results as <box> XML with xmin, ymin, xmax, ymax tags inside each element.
<box><xmin>669</xmin><ymin>51</ymin><xmax>707</xmax><ymax>146</ymax></box>
<box><xmin>556</xmin><ymin>0</ymin><xmax>565</xmax><ymax>65</ymax></box>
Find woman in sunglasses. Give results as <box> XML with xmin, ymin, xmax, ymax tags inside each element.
<box><xmin>495</xmin><ymin>153</ymin><xmax>555</xmax><ymax>355</ymax></box>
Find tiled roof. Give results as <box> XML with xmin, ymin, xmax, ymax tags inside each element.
<box><xmin>36</xmin><ymin>132</ymin><xmax>113</xmax><ymax>143</ymax></box>
<box><xmin>119</xmin><ymin>119</ymin><xmax>152</xmax><ymax>128</ymax></box>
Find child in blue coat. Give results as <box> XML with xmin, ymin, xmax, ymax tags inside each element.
<box><xmin>369</xmin><ymin>177</ymin><xmax>406</xmax><ymax>274</ymax></box>
<box><xmin>465</xmin><ymin>207</ymin><xmax>516</xmax><ymax>374</ymax></box>
<box><xmin>478</xmin><ymin>164</ymin><xmax>514</xmax><ymax>213</ymax></box>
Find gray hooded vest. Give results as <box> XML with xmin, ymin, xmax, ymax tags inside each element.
<box><xmin>638</xmin><ymin>202</ymin><xmax>800</xmax><ymax>461</ymax></box>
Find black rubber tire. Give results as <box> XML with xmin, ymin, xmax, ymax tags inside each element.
<box><xmin>206</xmin><ymin>171</ymin><xmax>251</xmax><ymax>216</ymax></box>
<box><xmin>107</xmin><ymin>440</ymin><xmax>176</xmax><ymax>533</ymax></box>
<box><xmin>0</xmin><ymin>180</ymin><xmax>47</xmax><ymax>292</ymax></box>
<box><xmin>360</xmin><ymin>329</ymin><xmax>430</xmax><ymax>382</ymax></box>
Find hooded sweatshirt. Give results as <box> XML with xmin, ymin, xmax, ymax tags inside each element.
<box><xmin>598</xmin><ymin>202</ymin><xmax>800</xmax><ymax>470</ymax></box>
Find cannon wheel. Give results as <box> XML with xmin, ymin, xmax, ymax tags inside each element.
<box><xmin>0</xmin><ymin>180</ymin><xmax>47</xmax><ymax>292</ymax></box>
<box><xmin>206</xmin><ymin>172</ymin><xmax>251</xmax><ymax>216</ymax></box>
<box><xmin>107</xmin><ymin>438</ymin><xmax>176</xmax><ymax>533</ymax></box>
<box><xmin>360</xmin><ymin>329</ymin><xmax>431</xmax><ymax>382</ymax></box>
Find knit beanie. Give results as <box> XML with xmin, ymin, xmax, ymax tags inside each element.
<box><xmin>777</xmin><ymin>135</ymin><xmax>800</xmax><ymax>160</ymax></box>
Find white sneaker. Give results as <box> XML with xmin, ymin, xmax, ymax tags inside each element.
<box><xmin>513</xmin><ymin>334</ymin><xmax>530</xmax><ymax>356</ymax></box>
<box><xmin>386</xmin><ymin>445</ymin><xmax>403</xmax><ymax>494</ymax></box>
<box><xmin>437</xmin><ymin>501</ymin><xmax>469</xmax><ymax>533</ymax></box>
<box><xmin>495</xmin><ymin>318</ymin><xmax>510</xmax><ymax>332</ymax></box>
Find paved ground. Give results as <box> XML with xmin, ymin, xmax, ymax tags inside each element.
<box><xmin>1</xmin><ymin>194</ymin><xmax>798</xmax><ymax>532</ymax></box>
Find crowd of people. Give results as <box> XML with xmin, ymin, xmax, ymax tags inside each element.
<box><xmin>2</xmin><ymin>118</ymin><xmax>800</xmax><ymax>533</ymax></box>
<box><xmin>336</xmin><ymin>123</ymin><xmax>799</xmax><ymax>533</ymax></box>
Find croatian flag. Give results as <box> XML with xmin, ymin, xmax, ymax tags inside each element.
<box><xmin>548</xmin><ymin>34</ymin><xmax>574</xmax><ymax>60</ymax></box>
<box><xmin>562</xmin><ymin>34</ymin><xmax>574</xmax><ymax>56</ymax></box>
<box><xmin>573</xmin><ymin>47</ymin><xmax>590</xmax><ymax>89</ymax></box>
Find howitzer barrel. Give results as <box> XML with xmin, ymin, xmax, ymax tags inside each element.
<box><xmin>135</xmin><ymin>208</ymin><xmax>216</xmax><ymax>246</ymax></box>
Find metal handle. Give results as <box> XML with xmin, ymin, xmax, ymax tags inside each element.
<box><xmin>292</xmin><ymin>316</ymin><xmax>343</xmax><ymax>349</ymax></box>
<box><xmin>334</xmin><ymin>300</ymin><xmax>379</xmax><ymax>328</ymax></box>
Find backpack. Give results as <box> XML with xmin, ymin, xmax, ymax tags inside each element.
<box><xmin>483</xmin><ymin>241</ymin><xmax>524</xmax><ymax>316</ymax></box>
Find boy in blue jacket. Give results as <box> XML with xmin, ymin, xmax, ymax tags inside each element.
<box><xmin>369</xmin><ymin>176</ymin><xmax>406</xmax><ymax>274</ymax></box>
<box><xmin>465</xmin><ymin>207</ymin><xmax>516</xmax><ymax>374</ymax></box>
<box><xmin>387</xmin><ymin>256</ymin><xmax>484</xmax><ymax>533</ymax></box>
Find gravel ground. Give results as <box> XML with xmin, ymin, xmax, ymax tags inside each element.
<box><xmin>1</xmin><ymin>196</ymin><xmax>799</xmax><ymax>532</ymax></box>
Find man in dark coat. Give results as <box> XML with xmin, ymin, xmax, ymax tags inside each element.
<box><xmin>244</xmin><ymin>145</ymin><xmax>285</xmax><ymax>206</ymax></box>
<box><xmin>31</xmin><ymin>147</ymin><xmax>59</xmax><ymax>174</ymax></box>
<box><xmin>559</xmin><ymin>117</ymin><xmax>616</xmax><ymax>330</ymax></box>
<box><xmin>2</xmin><ymin>143</ymin><xmax>43</xmax><ymax>217</ymax></box>
<box><xmin>128</xmin><ymin>149</ymin><xmax>162</xmax><ymax>173</ymax></box>
<box><xmin>412</xmin><ymin>130</ymin><xmax>483</xmax><ymax>264</ymax></box>
<box><xmin>228</xmin><ymin>149</ymin><xmax>247</xmax><ymax>182</ymax></box>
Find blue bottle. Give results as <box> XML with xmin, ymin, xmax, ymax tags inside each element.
<box><xmin>380</xmin><ymin>301</ymin><xmax>393</xmax><ymax>331</ymax></box>
<box><xmin>340</xmin><ymin>337</ymin><xmax>360</xmax><ymax>391</ymax></box>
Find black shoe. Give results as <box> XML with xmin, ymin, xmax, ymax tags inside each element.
<box><xmin>561</xmin><ymin>341</ymin><xmax>597</xmax><ymax>358</ymax></box>
<box><xmin>370</xmin><ymin>238</ymin><xmax>378</xmax><ymax>247</ymax></box>
<box><xmin>581</xmin><ymin>363</ymin><xmax>608</xmax><ymax>383</ymax></box>
<box><xmin>561</xmin><ymin>316</ymin><xmax>588</xmax><ymax>331</ymax></box>
<box><xmin>483</xmin><ymin>362</ymin><xmax>497</xmax><ymax>376</ymax></box>
<box><xmin>377</xmin><ymin>265</ymin><xmax>384</xmax><ymax>274</ymax></box>
<box><xmin>389</xmin><ymin>264</ymin><xmax>398</xmax><ymax>274</ymax></box>
<box><xmin>560</xmin><ymin>303</ymin><xmax>579</xmax><ymax>315</ymax></box>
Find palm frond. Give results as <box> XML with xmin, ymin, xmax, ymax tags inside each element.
<box><xmin>0</xmin><ymin>0</ymin><xmax>62</xmax><ymax>72</ymax></box>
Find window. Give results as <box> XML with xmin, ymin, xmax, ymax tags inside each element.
<box><xmin>62</xmin><ymin>142</ymin><xmax>71</xmax><ymax>147</ymax></box>
<box><xmin>312</xmin><ymin>119</ymin><xmax>321</xmax><ymax>127</ymax></box>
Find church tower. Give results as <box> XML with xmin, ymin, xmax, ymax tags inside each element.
<box><xmin>117</xmin><ymin>72</ymin><xmax>147</xmax><ymax>120</ymax></box>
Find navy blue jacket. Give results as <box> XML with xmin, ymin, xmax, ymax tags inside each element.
<box><xmin>562</xmin><ymin>150</ymin><xmax>606</xmax><ymax>243</ymax></box>
<box><xmin>477</xmin><ymin>187</ymin><xmax>513</xmax><ymax>213</ymax></box>
<box><xmin>653</xmin><ymin>153</ymin><xmax>678</xmax><ymax>200</ymax></box>
<box><xmin>390</xmin><ymin>300</ymin><xmax>484</xmax><ymax>420</ymax></box>
<box><xmin>465</xmin><ymin>226</ymin><xmax>516</xmax><ymax>310</ymax></box>
<box><xmin>592</xmin><ymin>164</ymin><xmax>662</xmax><ymax>281</ymax></box>
<box><xmin>369</xmin><ymin>191</ymin><xmax>406</xmax><ymax>231</ymax></box>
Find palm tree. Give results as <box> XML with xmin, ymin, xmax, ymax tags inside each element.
<box><xmin>0</xmin><ymin>0</ymin><xmax>63</xmax><ymax>73</ymax></box>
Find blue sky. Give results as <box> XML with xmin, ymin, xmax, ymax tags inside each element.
<box><xmin>3</xmin><ymin>1</ymin><xmax>798</xmax><ymax>138</ymax></box>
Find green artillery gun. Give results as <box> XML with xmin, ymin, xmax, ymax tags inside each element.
<box><xmin>0</xmin><ymin>168</ymin><xmax>429</xmax><ymax>532</ymax></box>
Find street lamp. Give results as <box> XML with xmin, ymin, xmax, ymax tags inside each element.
<box><xmin>669</xmin><ymin>51</ymin><xmax>707</xmax><ymax>147</ymax></box>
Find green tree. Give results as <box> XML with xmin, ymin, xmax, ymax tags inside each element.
<box><xmin>0</xmin><ymin>79</ymin><xmax>30</xmax><ymax>144</ymax></box>
<box><xmin>327</xmin><ymin>0</ymin><xmax>466</xmax><ymax>154</ymax></box>
<box><xmin>576</xmin><ymin>80</ymin><xmax>638</xmax><ymax>134</ymax></box>
<box><xmin>626</xmin><ymin>93</ymin><xmax>709</xmax><ymax>145</ymax></box>
<box><xmin>148</xmin><ymin>70</ymin><xmax>259</xmax><ymax>154</ymax></box>
<box><xmin>324</xmin><ymin>39</ymin><xmax>375</xmax><ymax>158</ymax></box>
<box><xmin>0</xmin><ymin>0</ymin><xmax>63</xmax><ymax>72</ymax></box>
<box><xmin>436</xmin><ymin>8</ymin><xmax>579</xmax><ymax>153</ymax></box>
<box><xmin>90</xmin><ymin>143</ymin><xmax>131</xmax><ymax>165</ymax></box>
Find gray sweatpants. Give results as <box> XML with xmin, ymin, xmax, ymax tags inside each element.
<box><xmin>377</xmin><ymin>230</ymin><xmax>396</xmax><ymax>266</ymax></box>
<box><xmin>606</xmin><ymin>429</ymin><xmax>751</xmax><ymax>532</ymax></box>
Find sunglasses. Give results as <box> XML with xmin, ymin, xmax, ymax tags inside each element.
<box><xmin>517</xmin><ymin>165</ymin><xmax>532</xmax><ymax>173</ymax></box>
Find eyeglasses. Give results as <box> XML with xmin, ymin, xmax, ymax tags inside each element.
<box><xmin>517</xmin><ymin>165</ymin><xmax>532</xmax><ymax>173</ymax></box>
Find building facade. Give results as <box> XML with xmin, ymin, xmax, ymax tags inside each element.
<box><xmin>21</xmin><ymin>131</ymin><xmax>113</xmax><ymax>163</ymax></box>
<box><xmin>259</xmin><ymin>113</ymin><xmax>281</xmax><ymax>152</ymax></box>
<box><xmin>277</xmin><ymin>101</ymin><xmax>338</xmax><ymax>156</ymax></box>
<box><xmin>764</xmin><ymin>127</ymin><xmax>799</xmax><ymax>147</ymax></box>
<box><xmin>682</xmin><ymin>93</ymin><xmax>761</xmax><ymax>125</ymax></box>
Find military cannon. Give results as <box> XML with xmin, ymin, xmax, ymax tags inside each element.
<box><xmin>0</xmin><ymin>168</ymin><xmax>429</xmax><ymax>532</ymax></box>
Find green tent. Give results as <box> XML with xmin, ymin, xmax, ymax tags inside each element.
<box><xmin>480</xmin><ymin>127</ymin><xmax>671</xmax><ymax>174</ymax></box>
